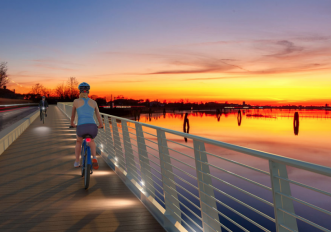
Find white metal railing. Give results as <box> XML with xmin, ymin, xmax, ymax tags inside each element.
<box><xmin>57</xmin><ymin>102</ymin><xmax>331</xmax><ymax>232</ymax></box>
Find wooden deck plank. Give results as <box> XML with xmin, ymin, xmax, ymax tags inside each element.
<box><xmin>0</xmin><ymin>106</ymin><xmax>165</xmax><ymax>232</ymax></box>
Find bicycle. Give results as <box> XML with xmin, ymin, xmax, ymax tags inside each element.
<box><xmin>69</xmin><ymin>126</ymin><xmax>103</xmax><ymax>189</ymax></box>
<box><xmin>40</xmin><ymin>107</ymin><xmax>46</xmax><ymax>124</ymax></box>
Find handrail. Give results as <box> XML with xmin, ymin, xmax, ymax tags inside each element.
<box><xmin>100</xmin><ymin>112</ymin><xmax>331</xmax><ymax>177</ymax></box>
<box><xmin>57</xmin><ymin>102</ymin><xmax>331</xmax><ymax>232</ymax></box>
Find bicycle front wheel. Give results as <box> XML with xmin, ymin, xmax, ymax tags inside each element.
<box><xmin>84</xmin><ymin>150</ymin><xmax>90</xmax><ymax>189</ymax></box>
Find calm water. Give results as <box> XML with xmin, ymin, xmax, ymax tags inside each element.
<box><xmin>138</xmin><ymin>109</ymin><xmax>331</xmax><ymax>167</ymax></box>
<box><xmin>121</xmin><ymin>109</ymin><xmax>331</xmax><ymax>232</ymax></box>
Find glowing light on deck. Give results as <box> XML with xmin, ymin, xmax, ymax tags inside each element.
<box><xmin>33</xmin><ymin>127</ymin><xmax>51</xmax><ymax>133</ymax></box>
<box><xmin>57</xmin><ymin>133</ymin><xmax>77</xmax><ymax>136</ymax></box>
<box><xmin>106</xmin><ymin>199</ymin><xmax>138</xmax><ymax>208</ymax></box>
<box><xmin>58</xmin><ymin>138</ymin><xmax>77</xmax><ymax>141</ymax></box>
<box><xmin>92</xmin><ymin>170</ymin><xmax>114</xmax><ymax>176</ymax></box>
<box><xmin>60</xmin><ymin>145</ymin><xmax>76</xmax><ymax>148</ymax></box>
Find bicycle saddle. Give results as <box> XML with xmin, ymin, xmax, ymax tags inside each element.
<box><xmin>82</xmin><ymin>134</ymin><xmax>93</xmax><ymax>139</ymax></box>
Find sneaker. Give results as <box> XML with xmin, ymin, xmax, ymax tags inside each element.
<box><xmin>74</xmin><ymin>161</ymin><xmax>80</xmax><ymax>168</ymax></box>
<box><xmin>92</xmin><ymin>158</ymin><xmax>99</xmax><ymax>170</ymax></box>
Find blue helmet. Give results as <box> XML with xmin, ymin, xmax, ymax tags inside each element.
<box><xmin>78</xmin><ymin>82</ymin><xmax>90</xmax><ymax>93</ymax></box>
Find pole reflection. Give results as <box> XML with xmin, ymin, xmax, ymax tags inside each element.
<box><xmin>237</xmin><ymin>110</ymin><xmax>242</xmax><ymax>126</ymax></box>
<box><xmin>294</xmin><ymin>112</ymin><xmax>299</xmax><ymax>135</ymax></box>
<box><xmin>216</xmin><ymin>109</ymin><xmax>222</xmax><ymax>122</ymax></box>
<box><xmin>183</xmin><ymin>113</ymin><xmax>190</xmax><ymax>142</ymax></box>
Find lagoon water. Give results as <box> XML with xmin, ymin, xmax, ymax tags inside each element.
<box><xmin>139</xmin><ymin>109</ymin><xmax>331</xmax><ymax>168</ymax></box>
<box><xmin>121</xmin><ymin>109</ymin><xmax>331</xmax><ymax>231</ymax></box>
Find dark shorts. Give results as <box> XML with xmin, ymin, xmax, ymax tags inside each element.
<box><xmin>77</xmin><ymin>123</ymin><xmax>98</xmax><ymax>139</ymax></box>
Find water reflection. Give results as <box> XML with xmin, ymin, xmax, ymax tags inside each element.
<box><xmin>294</xmin><ymin>112</ymin><xmax>299</xmax><ymax>135</ymax></box>
<box><xmin>148</xmin><ymin>108</ymin><xmax>152</xmax><ymax>121</ymax></box>
<box><xmin>216</xmin><ymin>109</ymin><xmax>222</xmax><ymax>122</ymax></box>
<box><xmin>139</xmin><ymin>109</ymin><xmax>331</xmax><ymax>167</ymax></box>
<box><xmin>237</xmin><ymin>110</ymin><xmax>242</xmax><ymax>126</ymax></box>
<box><xmin>183</xmin><ymin>113</ymin><xmax>190</xmax><ymax>142</ymax></box>
<box><xmin>133</xmin><ymin>109</ymin><xmax>141</xmax><ymax>121</ymax></box>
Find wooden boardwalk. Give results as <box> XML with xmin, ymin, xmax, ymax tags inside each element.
<box><xmin>0</xmin><ymin>106</ymin><xmax>165</xmax><ymax>232</ymax></box>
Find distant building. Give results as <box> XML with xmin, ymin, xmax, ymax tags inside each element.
<box><xmin>150</xmin><ymin>101</ymin><xmax>164</xmax><ymax>107</ymax></box>
<box><xmin>326</xmin><ymin>104</ymin><xmax>329</xmax><ymax>108</ymax></box>
<box><xmin>0</xmin><ymin>86</ymin><xmax>24</xmax><ymax>99</ymax></box>
<box><xmin>243</xmin><ymin>101</ymin><xmax>246</xmax><ymax>106</ymax></box>
<box><xmin>114</xmin><ymin>98</ymin><xmax>140</xmax><ymax>106</ymax></box>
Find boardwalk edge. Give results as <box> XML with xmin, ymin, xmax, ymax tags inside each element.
<box><xmin>0</xmin><ymin>110</ymin><xmax>39</xmax><ymax>156</ymax></box>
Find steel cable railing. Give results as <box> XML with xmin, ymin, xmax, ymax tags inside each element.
<box><xmin>58</xmin><ymin>102</ymin><xmax>331</xmax><ymax>232</ymax></box>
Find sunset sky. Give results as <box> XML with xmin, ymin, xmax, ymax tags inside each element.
<box><xmin>1</xmin><ymin>0</ymin><xmax>330</xmax><ymax>105</ymax></box>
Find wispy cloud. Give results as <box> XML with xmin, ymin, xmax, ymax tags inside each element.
<box><xmin>230</xmin><ymin>63</ymin><xmax>330</xmax><ymax>75</ymax></box>
<box><xmin>33</xmin><ymin>64</ymin><xmax>76</xmax><ymax>71</ymax></box>
<box><xmin>33</xmin><ymin>58</ymin><xmax>84</xmax><ymax>66</ymax></box>
<box><xmin>145</xmin><ymin>56</ymin><xmax>249</xmax><ymax>75</ymax></box>
<box><xmin>31</xmin><ymin>58</ymin><xmax>84</xmax><ymax>71</ymax></box>
<box><xmin>265</xmin><ymin>40</ymin><xmax>303</xmax><ymax>57</ymax></box>
<box><xmin>100</xmin><ymin>51</ymin><xmax>168</xmax><ymax>59</ymax></box>
<box><xmin>104</xmin><ymin>80</ymin><xmax>146</xmax><ymax>83</ymax></box>
<box><xmin>98</xmin><ymin>35</ymin><xmax>331</xmax><ymax>78</ymax></box>
<box><xmin>184</xmin><ymin>40</ymin><xmax>244</xmax><ymax>47</ymax></box>
<box><xmin>184</xmin><ymin>76</ymin><xmax>245</xmax><ymax>81</ymax></box>
<box><xmin>19</xmin><ymin>78</ymin><xmax>61</xmax><ymax>86</ymax></box>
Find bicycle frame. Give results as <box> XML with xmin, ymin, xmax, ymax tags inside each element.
<box><xmin>41</xmin><ymin>107</ymin><xmax>46</xmax><ymax>124</ymax></box>
<box><xmin>81</xmin><ymin>139</ymin><xmax>92</xmax><ymax>171</ymax></box>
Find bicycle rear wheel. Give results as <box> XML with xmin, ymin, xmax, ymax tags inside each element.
<box><xmin>81</xmin><ymin>159</ymin><xmax>85</xmax><ymax>177</ymax></box>
<box><xmin>84</xmin><ymin>150</ymin><xmax>90</xmax><ymax>189</ymax></box>
<box><xmin>81</xmin><ymin>145</ymin><xmax>85</xmax><ymax>177</ymax></box>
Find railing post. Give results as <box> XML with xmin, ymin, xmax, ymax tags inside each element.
<box><xmin>193</xmin><ymin>139</ymin><xmax>221</xmax><ymax>232</ymax></box>
<box><xmin>94</xmin><ymin>114</ymin><xmax>103</xmax><ymax>146</ymax></box>
<box><xmin>65</xmin><ymin>105</ymin><xmax>69</xmax><ymax>118</ymax></box>
<box><xmin>122</xmin><ymin>120</ymin><xmax>137</xmax><ymax>181</ymax></box>
<box><xmin>103</xmin><ymin>115</ymin><xmax>116</xmax><ymax>160</ymax></box>
<box><xmin>269</xmin><ymin>161</ymin><xmax>298</xmax><ymax>232</ymax></box>
<box><xmin>135</xmin><ymin>123</ymin><xmax>155</xmax><ymax>196</ymax></box>
<box><xmin>111</xmin><ymin>118</ymin><xmax>126</xmax><ymax>171</ymax></box>
<box><xmin>156</xmin><ymin>129</ymin><xmax>181</xmax><ymax>223</ymax></box>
